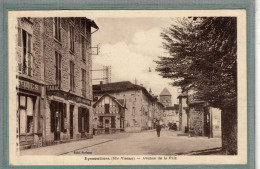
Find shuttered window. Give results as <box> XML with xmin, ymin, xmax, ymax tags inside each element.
<box><xmin>69</xmin><ymin>26</ymin><xmax>74</xmax><ymax>52</ymax></box>
<box><xmin>81</xmin><ymin>36</ymin><xmax>86</xmax><ymax>62</ymax></box>
<box><xmin>18</xmin><ymin>29</ymin><xmax>33</xmax><ymax>76</ymax></box>
<box><xmin>55</xmin><ymin>52</ymin><xmax>62</xmax><ymax>86</ymax></box>
<box><xmin>54</xmin><ymin>17</ymin><xmax>61</xmax><ymax>41</ymax></box>
<box><xmin>81</xmin><ymin>69</ymin><xmax>86</xmax><ymax>97</ymax></box>
<box><xmin>70</xmin><ymin>61</ymin><xmax>75</xmax><ymax>91</ymax></box>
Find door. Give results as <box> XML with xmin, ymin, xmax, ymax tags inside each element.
<box><xmin>54</xmin><ymin>111</ymin><xmax>60</xmax><ymax>140</ymax></box>
<box><xmin>50</xmin><ymin>101</ymin><xmax>64</xmax><ymax>141</ymax></box>
<box><xmin>204</xmin><ymin>112</ymin><xmax>210</xmax><ymax>137</ymax></box>
<box><xmin>69</xmin><ymin>105</ymin><xmax>74</xmax><ymax>139</ymax></box>
<box><xmin>105</xmin><ymin>119</ymin><xmax>110</xmax><ymax>134</ymax></box>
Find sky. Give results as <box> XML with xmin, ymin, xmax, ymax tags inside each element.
<box><xmin>92</xmin><ymin>18</ymin><xmax>180</xmax><ymax>104</ymax></box>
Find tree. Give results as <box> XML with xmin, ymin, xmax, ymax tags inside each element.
<box><xmin>155</xmin><ymin>17</ymin><xmax>237</xmax><ymax>154</ymax></box>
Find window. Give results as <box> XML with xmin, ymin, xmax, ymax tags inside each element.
<box><xmin>18</xmin><ymin>28</ymin><xmax>33</xmax><ymax>76</ymax></box>
<box><xmin>105</xmin><ymin>104</ymin><xmax>109</xmax><ymax>114</ymax></box>
<box><xmin>70</xmin><ymin>61</ymin><xmax>75</xmax><ymax>91</ymax></box>
<box><xmin>54</xmin><ymin>17</ymin><xmax>61</xmax><ymax>41</ymax></box>
<box><xmin>81</xmin><ymin>69</ymin><xmax>86</xmax><ymax>97</ymax></box>
<box><xmin>19</xmin><ymin>95</ymin><xmax>35</xmax><ymax>134</ymax></box>
<box><xmin>55</xmin><ymin>52</ymin><xmax>62</xmax><ymax>86</ymax></box>
<box><xmin>69</xmin><ymin>26</ymin><xmax>74</xmax><ymax>52</ymax></box>
<box><xmin>81</xmin><ymin>36</ymin><xmax>86</xmax><ymax>62</ymax></box>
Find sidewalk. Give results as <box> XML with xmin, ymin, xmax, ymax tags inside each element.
<box><xmin>20</xmin><ymin>138</ymin><xmax>112</xmax><ymax>156</ymax></box>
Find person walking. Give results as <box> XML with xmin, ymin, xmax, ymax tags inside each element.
<box><xmin>156</xmin><ymin>121</ymin><xmax>161</xmax><ymax>137</ymax></box>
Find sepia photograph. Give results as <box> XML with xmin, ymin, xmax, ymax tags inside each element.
<box><xmin>8</xmin><ymin>10</ymin><xmax>247</xmax><ymax>165</ymax></box>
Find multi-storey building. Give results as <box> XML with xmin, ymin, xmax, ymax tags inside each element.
<box><xmin>16</xmin><ymin>17</ymin><xmax>98</xmax><ymax>149</ymax></box>
<box><xmin>93</xmin><ymin>81</ymin><xmax>156</xmax><ymax>132</ymax></box>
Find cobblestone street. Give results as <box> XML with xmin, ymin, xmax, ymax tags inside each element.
<box><xmin>21</xmin><ymin>130</ymin><xmax>221</xmax><ymax>156</ymax></box>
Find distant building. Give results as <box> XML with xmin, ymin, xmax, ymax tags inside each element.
<box><xmin>159</xmin><ymin>88</ymin><xmax>172</xmax><ymax>107</ymax></box>
<box><xmin>93</xmin><ymin>81</ymin><xmax>159</xmax><ymax>132</ymax></box>
<box><xmin>162</xmin><ymin>104</ymin><xmax>179</xmax><ymax>128</ymax></box>
<box><xmin>92</xmin><ymin>93</ymin><xmax>126</xmax><ymax>135</ymax></box>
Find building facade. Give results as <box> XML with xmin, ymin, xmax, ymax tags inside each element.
<box><xmin>93</xmin><ymin>81</ymin><xmax>157</xmax><ymax>132</ymax></box>
<box><xmin>16</xmin><ymin>17</ymin><xmax>98</xmax><ymax>150</ymax></box>
<box><xmin>93</xmin><ymin>93</ymin><xmax>126</xmax><ymax>135</ymax></box>
<box><xmin>178</xmin><ymin>92</ymin><xmax>221</xmax><ymax>138</ymax></box>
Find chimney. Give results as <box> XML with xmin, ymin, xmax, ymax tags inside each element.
<box><xmin>100</xmin><ymin>81</ymin><xmax>103</xmax><ymax>85</ymax></box>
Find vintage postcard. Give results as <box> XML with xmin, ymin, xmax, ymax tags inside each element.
<box><xmin>8</xmin><ymin>10</ymin><xmax>247</xmax><ymax>165</ymax></box>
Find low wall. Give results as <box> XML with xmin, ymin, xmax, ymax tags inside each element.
<box><xmin>93</xmin><ymin>128</ymin><xmax>123</xmax><ymax>135</ymax></box>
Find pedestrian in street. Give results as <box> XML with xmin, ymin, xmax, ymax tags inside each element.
<box><xmin>156</xmin><ymin>121</ymin><xmax>161</xmax><ymax>137</ymax></box>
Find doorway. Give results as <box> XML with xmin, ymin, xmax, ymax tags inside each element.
<box><xmin>105</xmin><ymin>119</ymin><xmax>110</xmax><ymax>134</ymax></box>
<box><xmin>69</xmin><ymin>105</ymin><xmax>74</xmax><ymax>139</ymax></box>
<box><xmin>204</xmin><ymin>109</ymin><xmax>210</xmax><ymax>137</ymax></box>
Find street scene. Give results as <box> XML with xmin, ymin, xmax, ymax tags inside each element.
<box><xmin>15</xmin><ymin>15</ymin><xmax>237</xmax><ymax>157</ymax></box>
<box><xmin>21</xmin><ymin>129</ymin><xmax>221</xmax><ymax>155</ymax></box>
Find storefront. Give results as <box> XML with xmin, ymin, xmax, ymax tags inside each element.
<box><xmin>45</xmin><ymin>86</ymin><xmax>92</xmax><ymax>145</ymax></box>
<box><xmin>17</xmin><ymin>77</ymin><xmax>43</xmax><ymax>150</ymax></box>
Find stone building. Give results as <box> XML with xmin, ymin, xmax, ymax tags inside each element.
<box><xmin>93</xmin><ymin>81</ymin><xmax>156</xmax><ymax>132</ymax></box>
<box><xmin>159</xmin><ymin>88</ymin><xmax>172</xmax><ymax>107</ymax></box>
<box><xmin>178</xmin><ymin>92</ymin><xmax>221</xmax><ymax>138</ymax></box>
<box><xmin>92</xmin><ymin>93</ymin><xmax>126</xmax><ymax>135</ymax></box>
<box><xmin>16</xmin><ymin>17</ymin><xmax>98</xmax><ymax>149</ymax></box>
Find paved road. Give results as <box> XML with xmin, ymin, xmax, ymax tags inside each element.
<box><xmin>64</xmin><ymin>129</ymin><xmax>221</xmax><ymax>155</ymax></box>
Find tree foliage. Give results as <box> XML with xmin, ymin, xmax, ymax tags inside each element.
<box><xmin>155</xmin><ymin>17</ymin><xmax>237</xmax><ymax>110</ymax></box>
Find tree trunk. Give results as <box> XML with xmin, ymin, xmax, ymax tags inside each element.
<box><xmin>221</xmin><ymin>108</ymin><xmax>237</xmax><ymax>155</ymax></box>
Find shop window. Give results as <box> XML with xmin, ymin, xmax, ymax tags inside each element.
<box><xmin>18</xmin><ymin>28</ymin><xmax>33</xmax><ymax>76</ymax></box>
<box><xmin>54</xmin><ymin>17</ymin><xmax>61</xmax><ymax>41</ymax></box>
<box><xmin>70</xmin><ymin>61</ymin><xmax>75</xmax><ymax>91</ymax></box>
<box><xmin>19</xmin><ymin>95</ymin><xmax>35</xmax><ymax>134</ymax></box>
<box><xmin>81</xmin><ymin>69</ymin><xmax>86</xmax><ymax>97</ymax></box>
<box><xmin>55</xmin><ymin>52</ymin><xmax>62</xmax><ymax>86</ymax></box>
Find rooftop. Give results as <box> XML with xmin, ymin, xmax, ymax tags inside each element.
<box><xmin>93</xmin><ymin>81</ymin><xmax>154</xmax><ymax>100</ymax></box>
<box><xmin>160</xmin><ymin>88</ymin><xmax>171</xmax><ymax>96</ymax></box>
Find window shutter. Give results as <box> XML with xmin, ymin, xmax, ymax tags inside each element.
<box><xmin>18</xmin><ymin>28</ymin><xmax>22</xmax><ymax>47</ymax></box>
<box><xmin>78</xmin><ymin>107</ymin><xmax>82</xmax><ymax>132</ymax></box>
